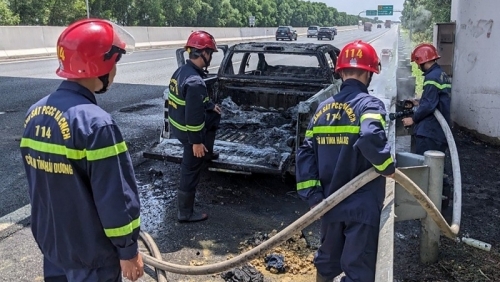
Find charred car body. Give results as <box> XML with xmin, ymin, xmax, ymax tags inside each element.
<box><xmin>144</xmin><ymin>42</ymin><xmax>342</xmax><ymax>177</ymax></box>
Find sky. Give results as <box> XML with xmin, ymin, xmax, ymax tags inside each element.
<box><xmin>313</xmin><ymin>0</ymin><xmax>405</xmax><ymax>21</ymax></box>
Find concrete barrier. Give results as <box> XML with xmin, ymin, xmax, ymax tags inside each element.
<box><xmin>0</xmin><ymin>25</ymin><xmax>358</xmax><ymax>60</ymax></box>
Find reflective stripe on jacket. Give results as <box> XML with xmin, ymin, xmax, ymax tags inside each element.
<box><xmin>413</xmin><ymin>63</ymin><xmax>452</xmax><ymax>143</ymax></box>
<box><xmin>168</xmin><ymin>60</ymin><xmax>215</xmax><ymax>144</ymax></box>
<box><xmin>20</xmin><ymin>80</ymin><xmax>141</xmax><ymax>269</ymax></box>
<box><xmin>295</xmin><ymin>79</ymin><xmax>395</xmax><ymax>227</ymax></box>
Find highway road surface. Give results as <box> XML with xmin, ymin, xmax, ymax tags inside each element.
<box><xmin>0</xmin><ymin>27</ymin><xmax>399</xmax><ymax>281</ymax></box>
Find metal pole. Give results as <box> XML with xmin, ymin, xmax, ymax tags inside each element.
<box><xmin>85</xmin><ymin>0</ymin><xmax>90</xmax><ymax>18</ymax></box>
<box><xmin>409</xmin><ymin>1</ymin><xmax>413</xmax><ymax>42</ymax></box>
<box><xmin>358</xmin><ymin>11</ymin><xmax>364</xmax><ymax>29</ymax></box>
<box><xmin>420</xmin><ymin>150</ymin><xmax>445</xmax><ymax>264</ymax></box>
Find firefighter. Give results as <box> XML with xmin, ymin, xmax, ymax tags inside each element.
<box><xmin>19</xmin><ymin>19</ymin><xmax>143</xmax><ymax>281</ymax></box>
<box><xmin>168</xmin><ymin>30</ymin><xmax>222</xmax><ymax>223</ymax></box>
<box><xmin>295</xmin><ymin>40</ymin><xmax>395</xmax><ymax>282</ymax></box>
<box><xmin>402</xmin><ymin>43</ymin><xmax>452</xmax><ymax>207</ymax></box>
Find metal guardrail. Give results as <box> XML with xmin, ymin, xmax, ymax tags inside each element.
<box><xmin>375</xmin><ymin>25</ymin><xmax>448</xmax><ymax>282</ymax></box>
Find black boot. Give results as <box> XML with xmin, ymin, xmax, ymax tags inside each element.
<box><xmin>316</xmin><ymin>272</ymin><xmax>334</xmax><ymax>282</ymax></box>
<box><xmin>177</xmin><ymin>190</ymin><xmax>208</xmax><ymax>223</ymax></box>
<box><xmin>442</xmin><ymin>175</ymin><xmax>452</xmax><ymax>210</ymax></box>
<box><xmin>204</xmin><ymin>130</ymin><xmax>219</xmax><ymax>160</ymax></box>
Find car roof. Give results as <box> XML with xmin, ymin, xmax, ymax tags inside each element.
<box><xmin>230</xmin><ymin>42</ymin><xmax>340</xmax><ymax>55</ymax></box>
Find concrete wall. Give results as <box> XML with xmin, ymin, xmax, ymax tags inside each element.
<box><xmin>0</xmin><ymin>25</ymin><xmax>357</xmax><ymax>59</ymax></box>
<box><xmin>449</xmin><ymin>0</ymin><xmax>500</xmax><ymax>142</ymax></box>
<box><xmin>450</xmin><ymin>0</ymin><xmax>459</xmax><ymax>22</ymax></box>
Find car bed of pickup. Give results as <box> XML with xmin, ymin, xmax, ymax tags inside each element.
<box><xmin>143</xmin><ymin>42</ymin><xmax>342</xmax><ymax>177</ymax></box>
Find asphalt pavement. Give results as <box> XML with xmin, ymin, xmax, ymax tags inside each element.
<box><xmin>0</xmin><ymin>27</ymin><xmax>397</xmax><ymax>281</ymax></box>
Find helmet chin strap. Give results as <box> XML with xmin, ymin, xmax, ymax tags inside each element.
<box><xmin>366</xmin><ymin>72</ymin><xmax>374</xmax><ymax>88</ymax></box>
<box><xmin>199</xmin><ymin>51</ymin><xmax>213</xmax><ymax>74</ymax></box>
<box><xmin>95</xmin><ymin>73</ymin><xmax>110</xmax><ymax>94</ymax></box>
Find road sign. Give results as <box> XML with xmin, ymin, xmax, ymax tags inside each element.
<box><xmin>249</xmin><ymin>16</ymin><xmax>255</xmax><ymax>27</ymax></box>
<box><xmin>378</xmin><ymin>5</ymin><xmax>393</xmax><ymax>16</ymax></box>
<box><xmin>366</xmin><ymin>10</ymin><xmax>378</xmax><ymax>16</ymax></box>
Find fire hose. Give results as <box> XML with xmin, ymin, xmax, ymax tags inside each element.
<box><xmin>138</xmin><ymin>109</ymin><xmax>462</xmax><ymax>279</ymax></box>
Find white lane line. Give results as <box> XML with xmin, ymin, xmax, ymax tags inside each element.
<box><xmin>0</xmin><ymin>204</ymin><xmax>31</xmax><ymax>233</ymax></box>
<box><xmin>0</xmin><ymin>57</ymin><xmax>55</xmax><ymax>65</ymax></box>
<box><xmin>207</xmin><ymin>61</ymin><xmax>241</xmax><ymax>70</ymax></box>
<box><xmin>0</xmin><ymin>56</ymin><xmax>175</xmax><ymax>67</ymax></box>
<box><xmin>0</xmin><ymin>30</ymin><xmax>390</xmax><ymax>232</ymax></box>
<box><xmin>117</xmin><ymin>57</ymin><xmax>174</xmax><ymax>66</ymax></box>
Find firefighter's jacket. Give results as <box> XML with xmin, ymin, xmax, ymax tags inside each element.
<box><xmin>168</xmin><ymin>60</ymin><xmax>215</xmax><ymax>144</ymax></box>
<box><xmin>413</xmin><ymin>63</ymin><xmax>452</xmax><ymax>143</ymax></box>
<box><xmin>295</xmin><ymin>79</ymin><xmax>395</xmax><ymax>227</ymax></box>
<box><xmin>19</xmin><ymin>81</ymin><xmax>141</xmax><ymax>269</ymax></box>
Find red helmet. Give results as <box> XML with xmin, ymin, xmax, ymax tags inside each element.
<box><xmin>411</xmin><ymin>43</ymin><xmax>440</xmax><ymax>65</ymax></box>
<box><xmin>335</xmin><ymin>40</ymin><xmax>380</xmax><ymax>74</ymax></box>
<box><xmin>56</xmin><ymin>18</ymin><xmax>136</xmax><ymax>79</ymax></box>
<box><xmin>185</xmin><ymin>31</ymin><xmax>218</xmax><ymax>52</ymax></box>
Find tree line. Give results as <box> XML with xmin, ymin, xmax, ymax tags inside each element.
<box><xmin>0</xmin><ymin>0</ymin><xmax>371</xmax><ymax>27</ymax></box>
<box><xmin>401</xmin><ymin>0</ymin><xmax>452</xmax><ymax>42</ymax></box>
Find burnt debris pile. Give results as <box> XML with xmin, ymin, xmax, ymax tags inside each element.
<box><xmin>219</xmin><ymin>97</ymin><xmax>297</xmax><ymax>150</ymax></box>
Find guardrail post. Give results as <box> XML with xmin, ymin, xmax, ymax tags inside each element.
<box><xmin>420</xmin><ymin>150</ymin><xmax>445</xmax><ymax>263</ymax></box>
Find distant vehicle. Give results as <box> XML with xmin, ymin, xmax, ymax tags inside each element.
<box><xmin>385</xmin><ymin>20</ymin><xmax>392</xmax><ymax>28</ymax></box>
<box><xmin>276</xmin><ymin>26</ymin><xmax>298</xmax><ymax>41</ymax></box>
<box><xmin>331</xmin><ymin>26</ymin><xmax>338</xmax><ymax>35</ymax></box>
<box><xmin>317</xmin><ymin>27</ymin><xmax>334</xmax><ymax>41</ymax></box>
<box><xmin>381</xmin><ymin>48</ymin><xmax>393</xmax><ymax>65</ymax></box>
<box><xmin>358</xmin><ymin>20</ymin><xmax>362</xmax><ymax>26</ymax></box>
<box><xmin>377</xmin><ymin>24</ymin><xmax>382</xmax><ymax>28</ymax></box>
<box><xmin>307</xmin><ymin>25</ymin><xmax>320</xmax><ymax>38</ymax></box>
<box><xmin>364</xmin><ymin>22</ymin><xmax>372</xmax><ymax>32</ymax></box>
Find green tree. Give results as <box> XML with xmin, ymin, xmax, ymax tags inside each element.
<box><xmin>402</xmin><ymin>0</ymin><xmax>452</xmax><ymax>43</ymax></box>
<box><xmin>133</xmin><ymin>0</ymin><xmax>165</xmax><ymax>26</ymax></box>
<box><xmin>0</xmin><ymin>0</ymin><xmax>20</xmax><ymax>25</ymax></box>
<box><xmin>2</xmin><ymin>0</ymin><xmax>372</xmax><ymax>27</ymax></box>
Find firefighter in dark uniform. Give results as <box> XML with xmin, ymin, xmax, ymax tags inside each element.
<box><xmin>295</xmin><ymin>40</ymin><xmax>395</xmax><ymax>282</ymax></box>
<box><xmin>19</xmin><ymin>19</ymin><xmax>143</xmax><ymax>282</ymax></box>
<box><xmin>402</xmin><ymin>43</ymin><xmax>452</xmax><ymax>208</ymax></box>
<box><xmin>168</xmin><ymin>31</ymin><xmax>222</xmax><ymax>223</ymax></box>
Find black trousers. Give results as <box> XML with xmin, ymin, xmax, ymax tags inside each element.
<box><xmin>414</xmin><ymin>135</ymin><xmax>452</xmax><ymax>204</ymax></box>
<box><xmin>179</xmin><ymin>111</ymin><xmax>220</xmax><ymax>194</ymax></box>
<box><xmin>43</xmin><ymin>256</ymin><xmax>121</xmax><ymax>282</ymax></box>
<box><xmin>314</xmin><ymin>220</ymin><xmax>379</xmax><ymax>282</ymax></box>
<box><xmin>415</xmin><ymin>135</ymin><xmax>448</xmax><ymax>155</ymax></box>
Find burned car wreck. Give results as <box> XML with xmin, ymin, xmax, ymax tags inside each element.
<box><xmin>143</xmin><ymin>42</ymin><xmax>343</xmax><ymax>177</ymax></box>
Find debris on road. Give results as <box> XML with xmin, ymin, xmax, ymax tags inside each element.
<box><xmin>264</xmin><ymin>253</ymin><xmax>286</xmax><ymax>273</ymax></box>
<box><xmin>238</xmin><ymin>230</ymin><xmax>316</xmax><ymax>276</ymax></box>
<box><xmin>220</xmin><ymin>264</ymin><xmax>264</xmax><ymax>282</ymax></box>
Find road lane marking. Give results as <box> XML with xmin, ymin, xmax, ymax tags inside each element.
<box><xmin>117</xmin><ymin>57</ymin><xmax>174</xmax><ymax>66</ymax></box>
<box><xmin>0</xmin><ymin>56</ymin><xmax>176</xmax><ymax>66</ymax></box>
<box><xmin>207</xmin><ymin>61</ymin><xmax>242</xmax><ymax>70</ymax></box>
<box><xmin>0</xmin><ymin>204</ymin><xmax>31</xmax><ymax>233</ymax></box>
